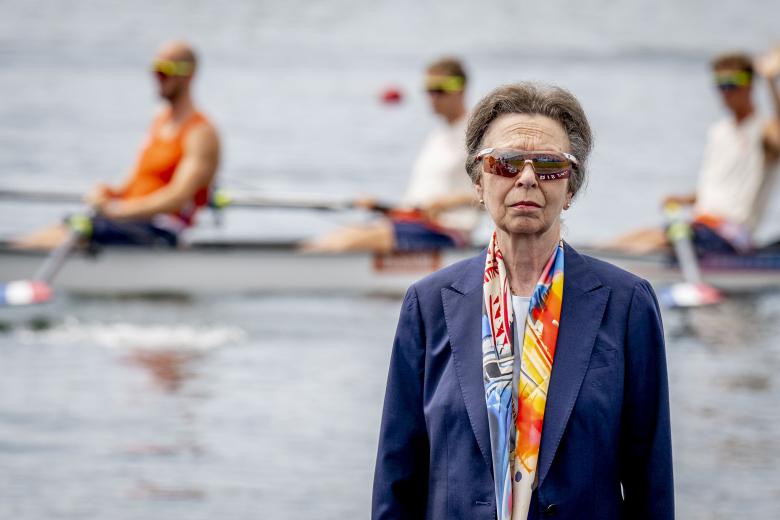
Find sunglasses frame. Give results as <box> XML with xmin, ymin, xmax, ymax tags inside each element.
<box><xmin>424</xmin><ymin>74</ymin><xmax>465</xmax><ymax>94</ymax></box>
<box><xmin>152</xmin><ymin>59</ymin><xmax>194</xmax><ymax>78</ymax></box>
<box><xmin>475</xmin><ymin>148</ymin><xmax>578</xmax><ymax>181</ymax></box>
<box><xmin>714</xmin><ymin>70</ymin><xmax>752</xmax><ymax>91</ymax></box>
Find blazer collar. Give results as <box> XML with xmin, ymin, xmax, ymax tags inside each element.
<box><xmin>441</xmin><ymin>242</ymin><xmax>610</xmax><ymax>483</ymax></box>
<box><xmin>442</xmin><ymin>250</ymin><xmax>491</xmax><ymax>471</ymax></box>
<box><xmin>537</xmin><ymin>242</ymin><xmax>610</xmax><ymax>485</ymax></box>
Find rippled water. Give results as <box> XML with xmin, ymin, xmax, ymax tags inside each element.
<box><xmin>2</xmin><ymin>293</ymin><xmax>780</xmax><ymax>519</ymax></box>
<box><xmin>0</xmin><ymin>296</ymin><xmax>398</xmax><ymax>519</ymax></box>
<box><xmin>2</xmin><ymin>0</ymin><xmax>780</xmax><ymax>518</ymax></box>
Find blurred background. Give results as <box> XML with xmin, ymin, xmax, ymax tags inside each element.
<box><xmin>1</xmin><ymin>0</ymin><xmax>779</xmax><ymax>518</ymax></box>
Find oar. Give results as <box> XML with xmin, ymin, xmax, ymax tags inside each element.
<box><xmin>0</xmin><ymin>187</ymin><xmax>393</xmax><ymax>213</ymax></box>
<box><xmin>659</xmin><ymin>202</ymin><xmax>723</xmax><ymax>307</ymax></box>
<box><xmin>0</xmin><ymin>214</ymin><xmax>93</xmax><ymax>307</ymax></box>
<box><xmin>0</xmin><ymin>187</ymin><xmax>83</xmax><ymax>204</ymax></box>
<box><xmin>209</xmin><ymin>189</ymin><xmax>394</xmax><ymax>213</ymax></box>
<box><xmin>0</xmin><ymin>189</ymin><xmax>400</xmax><ymax>306</ymax></box>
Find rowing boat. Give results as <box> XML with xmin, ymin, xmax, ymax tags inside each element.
<box><xmin>0</xmin><ymin>241</ymin><xmax>473</xmax><ymax>297</ymax></box>
<box><xmin>3</xmin><ymin>240</ymin><xmax>780</xmax><ymax>298</ymax></box>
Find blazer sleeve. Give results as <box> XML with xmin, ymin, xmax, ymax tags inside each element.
<box><xmin>620</xmin><ymin>280</ymin><xmax>675</xmax><ymax>519</ymax></box>
<box><xmin>372</xmin><ymin>285</ymin><xmax>429</xmax><ymax>519</ymax></box>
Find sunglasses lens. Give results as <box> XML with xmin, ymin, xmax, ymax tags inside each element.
<box><xmin>483</xmin><ymin>155</ymin><xmax>517</xmax><ymax>177</ymax></box>
<box><xmin>152</xmin><ymin>60</ymin><xmax>192</xmax><ymax>78</ymax></box>
<box><xmin>532</xmin><ymin>154</ymin><xmax>570</xmax><ymax>176</ymax></box>
<box><xmin>482</xmin><ymin>151</ymin><xmax>571</xmax><ymax>180</ymax></box>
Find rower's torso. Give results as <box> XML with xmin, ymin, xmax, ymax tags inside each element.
<box><xmin>695</xmin><ymin>114</ymin><xmax>778</xmax><ymax>231</ymax></box>
<box><xmin>123</xmin><ymin>110</ymin><xmax>212</xmax><ymax>224</ymax></box>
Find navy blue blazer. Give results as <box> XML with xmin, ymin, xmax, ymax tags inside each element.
<box><xmin>372</xmin><ymin>243</ymin><xmax>674</xmax><ymax>519</ymax></box>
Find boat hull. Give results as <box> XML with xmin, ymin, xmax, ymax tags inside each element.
<box><xmin>0</xmin><ymin>244</ymin><xmax>475</xmax><ymax>297</ymax></box>
<box><xmin>2</xmin><ymin>244</ymin><xmax>780</xmax><ymax>297</ymax></box>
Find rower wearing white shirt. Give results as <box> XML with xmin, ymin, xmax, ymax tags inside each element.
<box><xmin>607</xmin><ymin>49</ymin><xmax>780</xmax><ymax>255</ymax></box>
<box><xmin>303</xmin><ymin>57</ymin><xmax>480</xmax><ymax>253</ymax></box>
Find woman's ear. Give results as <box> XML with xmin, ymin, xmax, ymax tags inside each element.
<box><xmin>564</xmin><ymin>191</ymin><xmax>573</xmax><ymax>210</ymax></box>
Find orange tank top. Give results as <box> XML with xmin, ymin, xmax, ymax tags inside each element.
<box><xmin>121</xmin><ymin>110</ymin><xmax>212</xmax><ymax>225</ymax></box>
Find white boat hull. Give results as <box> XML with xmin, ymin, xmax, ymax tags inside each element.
<box><xmin>2</xmin><ymin>244</ymin><xmax>780</xmax><ymax>297</ymax></box>
<box><xmin>0</xmin><ymin>244</ymin><xmax>476</xmax><ymax>296</ymax></box>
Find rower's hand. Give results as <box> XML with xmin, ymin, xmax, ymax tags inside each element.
<box><xmin>755</xmin><ymin>45</ymin><xmax>780</xmax><ymax>80</ymax></box>
<box><xmin>661</xmin><ymin>194</ymin><xmax>695</xmax><ymax>208</ymax></box>
<box><xmin>352</xmin><ymin>196</ymin><xmax>379</xmax><ymax>211</ymax></box>
<box><xmin>353</xmin><ymin>196</ymin><xmax>399</xmax><ymax>215</ymax></box>
<box><xmin>94</xmin><ymin>199</ymin><xmax>125</xmax><ymax>219</ymax></box>
<box><xmin>421</xmin><ymin>200</ymin><xmax>448</xmax><ymax>222</ymax></box>
<box><xmin>84</xmin><ymin>184</ymin><xmax>113</xmax><ymax>208</ymax></box>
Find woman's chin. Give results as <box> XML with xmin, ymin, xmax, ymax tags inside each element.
<box><xmin>497</xmin><ymin>217</ymin><xmax>555</xmax><ymax>238</ymax></box>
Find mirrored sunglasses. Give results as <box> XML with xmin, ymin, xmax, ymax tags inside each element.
<box><xmin>475</xmin><ymin>148</ymin><xmax>578</xmax><ymax>181</ymax></box>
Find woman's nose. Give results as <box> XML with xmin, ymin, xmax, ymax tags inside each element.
<box><xmin>515</xmin><ymin>161</ymin><xmax>538</xmax><ymax>188</ymax></box>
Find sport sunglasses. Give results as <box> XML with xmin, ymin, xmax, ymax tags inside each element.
<box><xmin>475</xmin><ymin>148</ymin><xmax>578</xmax><ymax>181</ymax></box>
<box><xmin>152</xmin><ymin>59</ymin><xmax>194</xmax><ymax>78</ymax></box>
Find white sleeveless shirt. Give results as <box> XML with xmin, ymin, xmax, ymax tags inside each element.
<box><xmin>694</xmin><ymin>114</ymin><xmax>776</xmax><ymax>232</ymax></box>
<box><xmin>402</xmin><ymin>115</ymin><xmax>480</xmax><ymax>234</ymax></box>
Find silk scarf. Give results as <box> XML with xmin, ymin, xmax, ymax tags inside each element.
<box><xmin>481</xmin><ymin>232</ymin><xmax>564</xmax><ymax>519</ymax></box>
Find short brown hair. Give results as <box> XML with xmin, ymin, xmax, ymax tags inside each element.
<box><xmin>427</xmin><ymin>57</ymin><xmax>467</xmax><ymax>86</ymax></box>
<box><xmin>465</xmin><ymin>82</ymin><xmax>593</xmax><ymax>197</ymax></box>
<box><xmin>711</xmin><ymin>52</ymin><xmax>754</xmax><ymax>75</ymax></box>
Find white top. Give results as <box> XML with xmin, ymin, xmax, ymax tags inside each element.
<box><xmin>694</xmin><ymin>113</ymin><xmax>777</xmax><ymax>231</ymax></box>
<box><xmin>511</xmin><ymin>295</ymin><xmax>532</xmax><ymax>520</ymax></box>
<box><xmin>402</xmin><ymin>115</ymin><xmax>480</xmax><ymax>234</ymax></box>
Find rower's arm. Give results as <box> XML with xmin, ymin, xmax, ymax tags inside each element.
<box><xmin>100</xmin><ymin>124</ymin><xmax>220</xmax><ymax>220</ymax></box>
<box><xmin>420</xmin><ymin>192</ymin><xmax>479</xmax><ymax>220</ymax></box>
<box><xmin>764</xmin><ymin>75</ymin><xmax>780</xmax><ymax>161</ymax></box>
<box><xmin>757</xmin><ymin>48</ymin><xmax>780</xmax><ymax>161</ymax></box>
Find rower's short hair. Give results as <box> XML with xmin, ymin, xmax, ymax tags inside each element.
<box><xmin>712</xmin><ymin>52</ymin><xmax>754</xmax><ymax>75</ymax></box>
<box><xmin>426</xmin><ymin>57</ymin><xmax>467</xmax><ymax>86</ymax></box>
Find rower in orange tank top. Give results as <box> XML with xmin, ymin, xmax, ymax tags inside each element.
<box><xmin>13</xmin><ymin>41</ymin><xmax>220</xmax><ymax>250</ymax></box>
<box><xmin>117</xmin><ymin>109</ymin><xmax>212</xmax><ymax>226</ymax></box>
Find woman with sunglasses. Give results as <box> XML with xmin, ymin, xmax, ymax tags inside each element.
<box><xmin>372</xmin><ymin>83</ymin><xmax>674</xmax><ymax>520</ymax></box>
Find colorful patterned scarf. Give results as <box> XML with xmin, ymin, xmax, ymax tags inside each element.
<box><xmin>481</xmin><ymin>232</ymin><xmax>564</xmax><ymax>519</ymax></box>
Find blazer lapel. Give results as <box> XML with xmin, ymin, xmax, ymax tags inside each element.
<box><xmin>537</xmin><ymin>243</ymin><xmax>610</xmax><ymax>486</ymax></box>
<box><xmin>441</xmin><ymin>252</ymin><xmax>494</xmax><ymax>474</ymax></box>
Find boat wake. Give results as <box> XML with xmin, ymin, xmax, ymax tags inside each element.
<box><xmin>11</xmin><ymin>318</ymin><xmax>247</xmax><ymax>352</ymax></box>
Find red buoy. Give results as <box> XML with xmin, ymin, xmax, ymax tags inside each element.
<box><xmin>380</xmin><ymin>86</ymin><xmax>403</xmax><ymax>105</ymax></box>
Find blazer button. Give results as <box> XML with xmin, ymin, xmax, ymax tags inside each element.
<box><xmin>543</xmin><ymin>504</ymin><xmax>558</xmax><ymax>517</ymax></box>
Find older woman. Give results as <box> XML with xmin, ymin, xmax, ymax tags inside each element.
<box><xmin>372</xmin><ymin>83</ymin><xmax>673</xmax><ymax>520</ymax></box>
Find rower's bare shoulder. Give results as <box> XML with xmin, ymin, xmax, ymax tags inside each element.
<box><xmin>187</xmin><ymin>121</ymin><xmax>220</xmax><ymax>149</ymax></box>
<box><xmin>184</xmin><ymin>123</ymin><xmax>220</xmax><ymax>167</ymax></box>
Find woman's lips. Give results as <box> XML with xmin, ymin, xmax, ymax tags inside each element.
<box><xmin>510</xmin><ymin>201</ymin><xmax>541</xmax><ymax>208</ymax></box>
